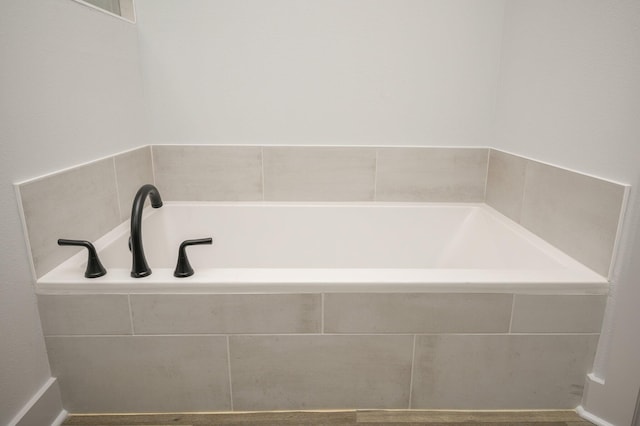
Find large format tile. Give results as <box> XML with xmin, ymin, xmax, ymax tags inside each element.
<box><xmin>131</xmin><ymin>294</ymin><xmax>321</xmax><ymax>334</ymax></box>
<box><xmin>520</xmin><ymin>161</ymin><xmax>626</xmax><ymax>277</ymax></box>
<box><xmin>324</xmin><ymin>293</ymin><xmax>512</xmax><ymax>333</ymax></box>
<box><xmin>229</xmin><ymin>335</ymin><xmax>413</xmax><ymax>410</ymax></box>
<box><xmin>19</xmin><ymin>159</ymin><xmax>120</xmax><ymax>278</ymax></box>
<box><xmin>485</xmin><ymin>149</ymin><xmax>527</xmax><ymax>222</ymax></box>
<box><xmin>114</xmin><ymin>146</ymin><xmax>154</xmax><ymax>221</ymax></box>
<box><xmin>511</xmin><ymin>295</ymin><xmax>607</xmax><ymax>333</ymax></box>
<box><xmin>152</xmin><ymin>145</ymin><xmax>262</xmax><ymax>201</ymax></box>
<box><xmin>46</xmin><ymin>336</ymin><xmax>231</xmax><ymax>412</ymax></box>
<box><xmin>376</xmin><ymin>148</ymin><xmax>488</xmax><ymax>202</ymax></box>
<box><xmin>38</xmin><ymin>295</ymin><xmax>132</xmax><ymax>336</ymax></box>
<box><xmin>263</xmin><ymin>147</ymin><xmax>376</xmax><ymax>201</ymax></box>
<box><xmin>411</xmin><ymin>334</ymin><xmax>599</xmax><ymax>409</ymax></box>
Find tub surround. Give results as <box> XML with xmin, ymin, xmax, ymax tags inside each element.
<box><xmin>18</xmin><ymin>158</ymin><xmax>121</xmax><ymax>279</ymax></box>
<box><xmin>39</xmin><ymin>292</ymin><xmax>605</xmax><ymax>412</ymax></box>
<box><xmin>114</xmin><ymin>147</ymin><xmax>155</xmax><ymax>221</ymax></box>
<box><xmin>17</xmin><ymin>145</ymin><xmax>627</xmax><ymax>280</ymax></box>
<box><xmin>486</xmin><ymin>150</ymin><xmax>627</xmax><ymax>277</ymax></box>
<box><xmin>17</xmin><ymin>146</ymin><xmax>154</xmax><ymax>279</ymax></box>
<box><xmin>375</xmin><ymin>147</ymin><xmax>488</xmax><ymax>202</ymax></box>
<box><xmin>16</xmin><ymin>144</ymin><xmax>628</xmax><ymax>413</ymax></box>
<box><xmin>151</xmin><ymin>145</ymin><xmax>489</xmax><ymax>203</ymax></box>
<box><xmin>152</xmin><ymin>146</ymin><xmax>263</xmax><ymax>201</ymax></box>
<box><xmin>38</xmin><ymin>292</ymin><xmax>588</xmax><ymax>336</ymax></box>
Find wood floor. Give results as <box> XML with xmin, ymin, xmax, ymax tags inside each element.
<box><xmin>62</xmin><ymin>410</ymin><xmax>594</xmax><ymax>425</ymax></box>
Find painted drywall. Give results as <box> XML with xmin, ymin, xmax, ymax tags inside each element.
<box><xmin>0</xmin><ymin>0</ymin><xmax>148</xmax><ymax>423</ymax></box>
<box><xmin>135</xmin><ymin>0</ymin><xmax>505</xmax><ymax>146</ymax></box>
<box><xmin>494</xmin><ymin>1</ymin><xmax>640</xmax><ymax>424</ymax></box>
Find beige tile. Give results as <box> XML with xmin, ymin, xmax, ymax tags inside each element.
<box><xmin>411</xmin><ymin>334</ymin><xmax>599</xmax><ymax>409</ymax></box>
<box><xmin>114</xmin><ymin>146</ymin><xmax>154</xmax><ymax>221</ymax></box>
<box><xmin>263</xmin><ymin>147</ymin><xmax>376</xmax><ymax>201</ymax></box>
<box><xmin>46</xmin><ymin>336</ymin><xmax>231</xmax><ymax>412</ymax></box>
<box><xmin>38</xmin><ymin>295</ymin><xmax>132</xmax><ymax>336</ymax></box>
<box><xmin>520</xmin><ymin>161</ymin><xmax>626</xmax><ymax>277</ymax></box>
<box><xmin>19</xmin><ymin>159</ymin><xmax>120</xmax><ymax>278</ymax></box>
<box><xmin>324</xmin><ymin>293</ymin><xmax>512</xmax><ymax>333</ymax></box>
<box><xmin>131</xmin><ymin>294</ymin><xmax>321</xmax><ymax>334</ymax></box>
<box><xmin>485</xmin><ymin>149</ymin><xmax>527</xmax><ymax>221</ymax></box>
<box><xmin>376</xmin><ymin>147</ymin><xmax>488</xmax><ymax>202</ymax></box>
<box><xmin>229</xmin><ymin>335</ymin><xmax>413</xmax><ymax>410</ymax></box>
<box><xmin>152</xmin><ymin>145</ymin><xmax>262</xmax><ymax>201</ymax></box>
<box><xmin>511</xmin><ymin>295</ymin><xmax>607</xmax><ymax>333</ymax></box>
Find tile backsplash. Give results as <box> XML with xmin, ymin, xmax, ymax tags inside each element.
<box><xmin>114</xmin><ymin>146</ymin><xmax>154</xmax><ymax>221</ymax></box>
<box><xmin>262</xmin><ymin>146</ymin><xmax>377</xmax><ymax>201</ymax></box>
<box><xmin>152</xmin><ymin>145</ymin><xmax>263</xmax><ymax>201</ymax></box>
<box><xmin>485</xmin><ymin>149</ymin><xmax>627</xmax><ymax>277</ymax></box>
<box><xmin>19</xmin><ymin>158</ymin><xmax>122</xmax><ymax>278</ymax></box>
<box><xmin>17</xmin><ymin>146</ymin><xmax>153</xmax><ymax>278</ymax></box>
<box><xmin>17</xmin><ymin>144</ymin><xmax>628</xmax><ymax>279</ymax></box>
<box><xmin>376</xmin><ymin>147</ymin><xmax>488</xmax><ymax>202</ymax></box>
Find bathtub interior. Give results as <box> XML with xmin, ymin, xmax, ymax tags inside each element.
<box><xmin>93</xmin><ymin>203</ymin><xmax>565</xmax><ymax>268</ymax></box>
<box><xmin>38</xmin><ymin>202</ymin><xmax>607</xmax><ymax>287</ymax></box>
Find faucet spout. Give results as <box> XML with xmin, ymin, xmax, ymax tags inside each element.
<box><xmin>130</xmin><ymin>184</ymin><xmax>163</xmax><ymax>278</ymax></box>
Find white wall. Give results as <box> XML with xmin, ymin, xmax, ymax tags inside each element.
<box><xmin>495</xmin><ymin>1</ymin><xmax>640</xmax><ymax>424</ymax></box>
<box><xmin>135</xmin><ymin>0</ymin><xmax>505</xmax><ymax>146</ymax></box>
<box><xmin>0</xmin><ymin>0</ymin><xmax>148</xmax><ymax>423</ymax></box>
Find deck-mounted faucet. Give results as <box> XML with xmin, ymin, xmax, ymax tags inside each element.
<box><xmin>130</xmin><ymin>184</ymin><xmax>163</xmax><ymax>278</ymax></box>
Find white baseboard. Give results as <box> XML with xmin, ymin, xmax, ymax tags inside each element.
<box><xmin>52</xmin><ymin>409</ymin><xmax>69</xmax><ymax>426</ymax></box>
<box><xmin>576</xmin><ymin>405</ymin><xmax>617</xmax><ymax>426</ymax></box>
<box><xmin>8</xmin><ymin>377</ymin><xmax>66</xmax><ymax>426</ymax></box>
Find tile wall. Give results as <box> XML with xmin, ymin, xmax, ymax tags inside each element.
<box><xmin>39</xmin><ymin>292</ymin><xmax>605</xmax><ymax>412</ymax></box>
<box><xmin>485</xmin><ymin>149</ymin><xmax>627</xmax><ymax>277</ymax></box>
<box><xmin>19</xmin><ymin>145</ymin><xmax>627</xmax><ymax>279</ymax></box>
<box><xmin>18</xmin><ymin>146</ymin><xmax>153</xmax><ymax>278</ymax></box>
<box><xmin>151</xmin><ymin>145</ymin><xmax>489</xmax><ymax>202</ymax></box>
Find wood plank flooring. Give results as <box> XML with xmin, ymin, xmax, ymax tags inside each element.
<box><xmin>63</xmin><ymin>410</ymin><xmax>594</xmax><ymax>425</ymax></box>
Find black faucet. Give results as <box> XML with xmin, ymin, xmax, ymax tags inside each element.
<box><xmin>130</xmin><ymin>184</ymin><xmax>163</xmax><ymax>278</ymax></box>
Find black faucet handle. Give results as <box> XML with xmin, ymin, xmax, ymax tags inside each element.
<box><xmin>174</xmin><ymin>238</ymin><xmax>213</xmax><ymax>278</ymax></box>
<box><xmin>58</xmin><ymin>239</ymin><xmax>107</xmax><ymax>278</ymax></box>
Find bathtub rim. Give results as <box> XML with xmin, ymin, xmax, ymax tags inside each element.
<box><xmin>36</xmin><ymin>202</ymin><xmax>608</xmax><ymax>295</ymax></box>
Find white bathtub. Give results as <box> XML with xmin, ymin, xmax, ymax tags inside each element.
<box><xmin>37</xmin><ymin>202</ymin><xmax>607</xmax><ymax>294</ymax></box>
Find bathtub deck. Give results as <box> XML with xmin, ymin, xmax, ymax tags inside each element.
<box><xmin>62</xmin><ymin>410</ymin><xmax>593</xmax><ymax>425</ymax></box>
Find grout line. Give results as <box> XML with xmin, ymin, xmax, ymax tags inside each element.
<box><xmin>149</xmin><ymin>145</ymin><xmax>157</xmax><ymax>186</ymax></box>
<box><xmin>43</xmin><ymin>332</ymin><xmax>602</xmax><ymax>338</ymax></box>
<box><xmin>260</xmin><ymin>146</ymin><xmax>265</xmax><ymax>201</ymax></box>
<box><xmin>508</xmin><ymin>294</ymin><xmax>516</xmax><ymax>334</ymax></box>
<box><xmin>127</xmin><ymin>295</ymin><xmax>135</xmax><ymax>335</ymax></box>
<box><xmin>408</xmin><ymin>334</ymin><xmax>417</xmax><ymax>409</ymax></box>
<box><xmin>321</xmin><ymin>293</ymin><xmax>325</xmax><ymax>334</ymax></box>
<box><xmin>515</xmin><ymin>158</ymin><xmax>529</xmax><ymax>224</ymax></box>
<box><xmin>226</xmin><ymin>335</ymin><xmax>234</xmax><ymax>411</ymax></box>
<box><xmin>149</xmin><ymin>143</ymin><xmax>491</xmax><ymax>149</ymax></box>
<box><xmin>112</xmin><ymin>157</ymin><xmax>124</xmax><ymax>221</ymax></box>
<box><xmin>373</xmin><ymin>148</ymin><xmax>379</xmax><ymax>201</ymax></box>
<box><xmin>483</xmin><ymin>148</ymin><xmax>491</xmax><ymax>202</ymax></box>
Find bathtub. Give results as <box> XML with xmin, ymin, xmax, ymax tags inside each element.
<box><xmin>37</xmin><ymin>202</ymin><xmax>609</xmax><ymax>412</ymax></box>
<box><xmin>37</xmin><ymin>202</ymin><xmax>607</xmax><ymax>294</ymax></box>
